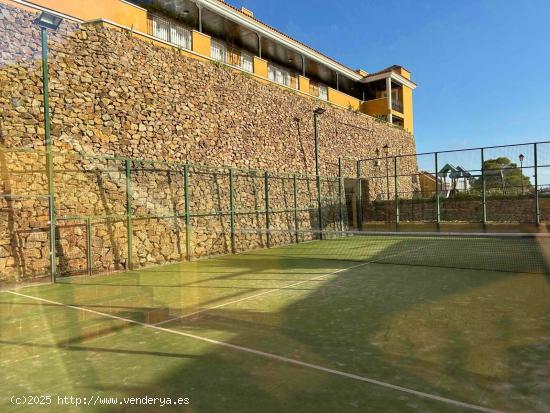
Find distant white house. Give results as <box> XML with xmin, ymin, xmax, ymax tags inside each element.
<box><xmin>438</xmin><ymin>164</ymin><xmax>472</xmax><ymax>198</ymax></box>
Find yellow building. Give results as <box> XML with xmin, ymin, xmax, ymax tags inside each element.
<box><xmin>7</xmin><ymin>0</ymin><xmax>417</xmax><ymax>133</ymax></box>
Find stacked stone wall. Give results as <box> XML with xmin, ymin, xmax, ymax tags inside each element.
<box><xmin>0</xmin><ymin>3</ymin><xmax>418</xmax><ymax>283</ymax></box>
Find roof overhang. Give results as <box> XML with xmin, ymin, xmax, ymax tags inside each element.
<box><xmin>194</xmin><ymin>0</ymin><xmax>363</xmax><ymax>82</ymax></box>
<box><xmin>361</xmin><ymin>71</ymin><xmax>417</xmax><ymax>90</ymax></box>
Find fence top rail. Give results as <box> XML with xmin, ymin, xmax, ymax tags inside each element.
<box><xmin>357</xmin><ymin>140</ymin><xmax>550</xmax><ymax>163</ymax></box>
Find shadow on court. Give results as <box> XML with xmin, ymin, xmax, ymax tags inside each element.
<box><xmin>1</xmin><ymin>236</ymin><xmax>550</xmax><ymax>412</ymax></box>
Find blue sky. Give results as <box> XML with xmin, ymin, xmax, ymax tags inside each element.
<box><xmin>232</xmin><ymin>0</ymin><xmax>550</xmax><ymax>153</ymax></box>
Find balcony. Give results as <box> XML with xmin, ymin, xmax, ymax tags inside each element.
<box><xmin>148</xmin><ymin>14</ymin><xmax>192</xmax><ymax>51</ymax></box>
<box><xmin>362</xmin><ymin>97</ymin><xmax>403</xmax><ymax>115</ymax></box>
<box><xmin>143</xmin><ymin>10</ymin><xmax>391</xmax><ymax>124</ymax></box>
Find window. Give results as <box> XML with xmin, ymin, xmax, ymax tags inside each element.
<box><xmin>268</xmin><ymin>63</ymin><xmax>291</xmax><ymax>87</ymax></box>
<box><xmin>151</xmin><ymin>15</ymin><xmax>191</xmax><ymax>50</ymax></box>
<box><xmin>241</xmin><ymin>52</ymin><xmax>254</xmax><ymax>73</ymax></box>
<box><xmin>211</xmin><ymin>39</ymin><xmax>227</xmax><ymax>63</ymax></box>
<box><xmin>318</xmin><ymin>84</ymin><xmax>328</xmax><ymax>101</ymax></box>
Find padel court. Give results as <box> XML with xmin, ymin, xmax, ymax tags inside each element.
<box><xmin>2</xmin><ymin>233</ymin><xmax>549</xmax><ymax>412</ymax></box>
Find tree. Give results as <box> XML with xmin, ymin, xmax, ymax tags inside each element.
<box><xmin>471</xmin><ymin>157</ymin><xmax>532</xmax><ymax>194</ymax></box>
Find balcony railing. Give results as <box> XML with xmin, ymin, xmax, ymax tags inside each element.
<box><xmin>148</xmin><ymin>14</ymin><xmax>192</xmax><ymax>51</ymax></box>
<box><xmin>392</xmin><ymin>100</ymin><xmax>403</xmax><ymax>113</ymax></box>
<box><xmin>145</xmin><ymin>13</ymin><xmax>371</xmax><ymax>116</ymax></box>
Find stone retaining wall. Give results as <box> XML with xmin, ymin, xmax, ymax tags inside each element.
<box><xmin>0</xmin><ymin>3</ymin><xmax>418</xmax><ymax>283</ymax></box>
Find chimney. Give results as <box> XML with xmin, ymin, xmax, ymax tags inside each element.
<box><xmin>241</xmin><ymin>7</ymin><xmax>254</xmax><ymax>18</ymax></box>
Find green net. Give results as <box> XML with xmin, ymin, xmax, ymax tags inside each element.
<box><xmin>229</xmin><ymin>229</ymin><xmax>550</xmax><ymax>275</ymax></box>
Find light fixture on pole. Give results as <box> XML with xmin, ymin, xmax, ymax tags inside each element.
<box><xmin>34</xmin><ymin>12</ymin><xmax>63</xmax><ymax>30</ymax></box>
<box><xmin>313</xmin><ymin>108</ymin><xmax>326</xmax><ymax>239</ymax></box>
<box><xmin>383</xmin><ymin>144</ymin><xmax>390</xmax><ymax>200</ymax></box>
<box><xmin>34</xmin><ymin>11</ymin><xmax>63</xmax><ymax>283</ymax></box>
<box><xmin>519</xmin><ymin>153</ymin><xmax>525</xmax><ymax>195</ymax></box>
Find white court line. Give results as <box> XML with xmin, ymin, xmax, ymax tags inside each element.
<box><xmin>156</xmin><ymin>243</ymin><xmax>429</xmax><ymax>326</ymax></box>
<box><xmin>6</xmin><ymin>285</ymin><xmax>504</xmax><ymax>413</ymax></box>
<box><xmin>155</xmin><ymin>274</ymin><xmax>331</xmax><ymax>325</ymax></box>
<box><xmin>155</xmin><ymin>260</ymin><xmax>371</xmax><ymax>326</ymax></box>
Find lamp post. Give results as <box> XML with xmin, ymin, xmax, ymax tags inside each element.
<box><xmin>313</xmin><ymin>108</ymin><xmax>326</xmax><ymax>239</ymax></box>
<box><xmin>383</xmin><ymin>144</ymin><xmax>390</xmax><ymax>200</ymax></box>
<box><xmin>519</xmin><ymin>154</ymin><xmax>525</xmax><ymax>195</ymax></box>
<box><xmin>34</xmin><ymin>12</ymin><xmax>63</xmax><ymax>282</ymax></box>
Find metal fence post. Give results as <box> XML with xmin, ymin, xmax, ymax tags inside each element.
<box><xmin>316</xmin><ymin>175</ymin><xmax>323</xmax><ymax>240</ymax></box>
<box><xmin>338</xmin><ymin>158</ymin><xmax>345</xmax><ymax>232</ymax></box>
<box><xmin>314</xmin><ymin>110</ymin><xmax>323</xmax><ymax>240</ymax></box>
<box><xmin>41</xmin><ymin>27</ymin><xmax>57</xmax><ymax>283</ymax></box>
<box><xmin>293</xmin><ymin>174</ymin><xmax>299</xmax><ymax>243</ymax></box>
<box><xmin>394</xmin><ymin>156</ymin><xmax>400</xmax><ymax>227</ymax></box>
<box><xmin>86</xmin><ymin>217</ymin><xmax>92</xmax><ymax>276</ymax></box>
<box><xmin>264</xmin><ymin>171</ymin><xmax>270</xmax><ymax>247</ymax></box>
<box><xmin>48</xmin><ymin>194</ymin><xmax>56</xmax><ymax>282</ymax></box>
<box><xmin>183</xmin><ymin>163</ymin><xmax>191</xmax><ymax>261</ymax></box>
<box><xmin>356</xmin><ymin>160</ymin><xmax>363</xmax><ymax>231</ymax></box>
<box><xmin>481</xmin><ymin>148</ymin><xmax>487</xmax><ymax>224</ymax></box>
<box><xmin>435</xmin><ymin>152</ymin><xmax>440</xmax><ymax>224</ymax></box>
<box><xmin>229</xmin><ymin>168</ymin><xmax>236</xmax><ymax>253</ymax></box>
<box><xmin>535</xmin><ymin>143</ymin><xmax>540</xmax><ymax>225</ymax></box>
<box><xmin>125</xmin><ymin>160</ymin><xmax>134</xmax><ymax>270</ymax></box>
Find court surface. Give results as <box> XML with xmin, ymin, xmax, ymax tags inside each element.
<box><xmin>1</xmin><ymin>235</ymin><xmax>550</xmax><ymax>412</ymax></box>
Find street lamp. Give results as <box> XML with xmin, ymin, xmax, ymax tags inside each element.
<box><xmin>374</xmin><ymin>148</ymin><xmax>381</xmax><ymax>167</ymax></box>
<box><xmin>519</xmin><ymin>154</ymin><xmax>525</xmax><ymax>195</ymax></box>
<box><xmin>383</xmin><ymin>144</ymin><xmax>390</xmax><ymax>200</ymax></box>
<box><xmin>313</xmin><ymin>108</ymin><xmax>326</xmax><ymax>239</ymax></box>
<box><xmin>34</xmin><ymin>11</ymin><xmax>63</xmax><ymax>282</ymax></box>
